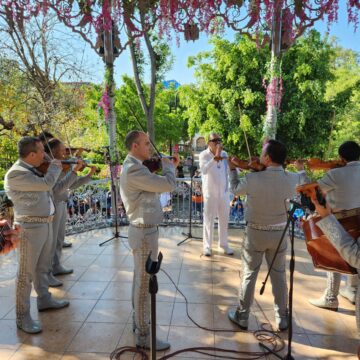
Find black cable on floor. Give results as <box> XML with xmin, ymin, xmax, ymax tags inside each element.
<box><xmin>110</xmin><ymin>267</ymin><xmax>285</xmax><ymax>359</ymax></box>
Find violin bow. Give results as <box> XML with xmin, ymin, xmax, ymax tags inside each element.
<box><xmin>238</xmin><ymin>105</ymin><xmax>252</xmax><ymax>162</ymax></box>
<box><xmin>123</xmin><ymin>100</ymin><xmax>163</xmax><ymax>158</ymax></box>
<box><xmin>32</xmin><ymin>115</ymin><xmax>55</xmax><ymax>160</ymax></box>
<box><xmin>63</xmin><ymin>124</ymin><xmax>74</xmax><ymax>158</ymax></box>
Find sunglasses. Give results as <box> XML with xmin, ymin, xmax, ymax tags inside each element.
<box><xmin>209</xmin><ymin>138</ymin><xmax>222</xmax><ymax>143</ymax></box>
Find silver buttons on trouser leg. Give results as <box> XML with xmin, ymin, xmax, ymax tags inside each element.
<box><xmin>325</xmin><ymin>272</ymin><xmax>341</xmax><ymax>300</ymax></box>
<box><xmin>16</xmin><ymin>231</ymin><xmax>31</xmax><ymax>321</ymax></box>
<box><xmin>133</xmin><ymin>242</ymin><xmax>151</xmax><ymax>337</ymax></box>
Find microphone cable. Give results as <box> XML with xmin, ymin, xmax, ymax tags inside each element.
<box><xmin>110</xmin><ymin>264</ymin><xmax>285</xmax><ymax>359</ymax></box>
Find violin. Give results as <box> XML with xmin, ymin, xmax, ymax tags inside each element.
<box><xmin>287</xmin><ymin>158</ymin><xmax>346</xmax><ymax>171</ymax></box>
<box><xmin>36</xmin><ymin>159</ymin><xmax>79</xmax><ymax>175</ymax></box>
<box><xmin>229</xmin><ymin>156</ymin><xmax>266</xmax><ymax>172</ymax></box>
<box><xmin>143</xmin><ymin>156</ymin><xmax>176</xmax><ymax>173</ymax></box>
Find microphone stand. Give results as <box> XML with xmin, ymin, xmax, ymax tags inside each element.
<box><xmin>259</xmin><ymin>201</ymin><xmax>304</xmax><ymax>360</ymax></box>
<box><xmin>177</xmin><ymin>169</ymin><xmax>202</xmax><ymax>246</ymax></box>
<box><xmin>145</xmin><ymin>252</ymin><xmax>163</xmax><ymax>360</ymax></box>
<box><xmin>99</xmin><ymin>149</ymin><xmax>127</xmax><ymax>246</ymax></box>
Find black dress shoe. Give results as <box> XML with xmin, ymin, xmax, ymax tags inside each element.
<box><xmin>17</xmin><ymin>315</ymin><xmax>42</xmax><ymax>334</ymax></box>
<box><xmin>53</xmin><ymin>265</ymin><xmax>74</xmax><ymax>276</ymax></box>
<box><xmin>38</xmin><ymin>297</ymin><xmax>70</xmax><ymax>312</ymax></box>
<box><xmin>62</xmin><ymin>241</ymin><xmax>72</xmax><ymax>248</ymax></box>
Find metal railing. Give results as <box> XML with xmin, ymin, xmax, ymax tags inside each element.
<box><xmin>0</xmin><ymin>179</ymin><xmax>304</xmax><ymax>238</ymax></box>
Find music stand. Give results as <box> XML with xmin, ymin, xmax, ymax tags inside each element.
<box><xmin>99</xmin><ymin>148</ymin><xmax>127</xmax><ymax>246</ymax></box>
<box><xmin>177</xmin><ymin>165</ymin><xmax>202</xmax><ymax>246</ymax></box>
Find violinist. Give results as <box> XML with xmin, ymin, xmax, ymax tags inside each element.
<box><xmin>309</xmin><ymin>140</ymin><xmax>360</xmax><ymax>311</ymax></box>
<box><xmin>120</xmin><ymin>130</ymin><xmax>179</xmax><ymax>351</ymax></box>
<box><xmin>4</xmin><ymin>136</ymin><xmax>69</xmax><ymax>334</ymax></box>
<box><xmin>227</xmin><ymin>139</ymin><xmax>308</xmax><ymax>332</ymax></box>
<box><xmin>199</xmin><ymin>133</ymin><xmax>234</xmax><ymax>257</ymax></box>
<box><xmin>45</xmin><ymin>138</ymin><xmax>96</xmax><ymax>286</ymax></box>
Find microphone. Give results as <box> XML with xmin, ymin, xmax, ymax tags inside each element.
<box><xmin>286</xmin><ymin>199</ymin><xmax>307</xmax><ymax>210</ymax></box>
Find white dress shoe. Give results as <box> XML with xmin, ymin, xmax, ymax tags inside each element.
<box><xmin>203</xmin><ymin>248</ymin><xmax>212</xmax><ymax>257</ymax></box>
<box><xmin>339</xmin><ymin>287</ymin><xmax>356</xmax><ymax>305</ymax></box>
<box><xmin>309</xmin><ymin>295</ymin><xmax>338</xmax><ymax>311</ymax></box>
<box><xmin>219</xmin><ymin>246</ymin><xmax>234</xmax><ymax>255</ymax></box>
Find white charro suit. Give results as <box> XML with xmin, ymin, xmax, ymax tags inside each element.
<box><xmin>120</xmin><ymin>154</ymin><xmax>176</xmax><ymax>344</ymax></box>
<box><xmin>199</xmin><ymin>148</ymin><xmax>230</xmax><ymax>251</ymax></box>
<box><xmin>316</xmin><ymin>161</ymin><xmax>360</xmax><ymax>304</ymax></box>
<box><xmin>230</xmin><ymin>166</ymin><xmax>306</xmax><ymax>321</ymax></box>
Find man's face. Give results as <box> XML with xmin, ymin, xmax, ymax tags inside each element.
<box><xmin>31</xmin><ymin>142</ymin><xmax>45</xmax><ymax>167</ymax></box>
<box><xmin>208</xmin><ymin>134</ymin><xmax>222</xmax><ymax>153</ymax></box>
<box><xmin>132</xmin><ymin>132</ymin><xmax>152</xmax><ymax>161</ymax></box>
<box><xmin>53</xmin><ymin>143</ymin><xmax>66</xmax><ymax>160</ymax></box>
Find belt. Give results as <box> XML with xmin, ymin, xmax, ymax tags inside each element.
<box><xmin>247</xmin><ymin>222</ymin><xmax>285</xmax><ymax>231</ymax></box>
<box><xmin>130</xmin><ymin>223</ymin><xmax>156</xmax><ymax>229</ymax></box>
<box><xmin>15</xmin><ymin>215</ymin><xmax>55</xmax><ymax>223</ymax></box>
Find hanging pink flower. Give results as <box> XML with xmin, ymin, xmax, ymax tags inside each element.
<box><xmin>98</xmin><ymin>87</ymin><xmax>110</xmax><ymax>122</ymax></box>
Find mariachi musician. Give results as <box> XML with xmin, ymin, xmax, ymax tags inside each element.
<box><xmin>227</xmin><ymin>139</ymin><xmax>308</xmax><ymax>331</ymax></box>
<box><xmin>44</xmin><ymin>138</ymin><xmax>96</xmax><ymax>286</ymax></box>
<box><xmin>4</xmin><ymin>137</ymin><xmax>69</xmax><ymax>334</ymax></box>
<box><xmin>309</xmin><ymin>141</ymin><xmax>360</xmax><ymax>311</ymax></box>
<box><xmin>310</xmin><ymin>193</ymin><xmax>360</xmax><ymax>349</ymax></box>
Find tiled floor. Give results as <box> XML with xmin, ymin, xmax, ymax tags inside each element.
<box><xmin>0</xmin><ymin>225</ymin><xmax>359</xmax><ymax>359</ymax></box>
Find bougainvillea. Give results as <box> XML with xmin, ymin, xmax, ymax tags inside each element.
<box><xmin>98</xmin><ymin>87</ymin><xmax>110</xmax><ymax>122</ymax></box>
<box><xmin>1</xmin><ymin>1</ymin><xmax>358</xmax><ymax>50</ymax></box>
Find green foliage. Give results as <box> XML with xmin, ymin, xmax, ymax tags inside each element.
<box><xmin>113</xmin><ymin>75</ymin><xmax>188</xmax><ymax>160</ymax></box>
<box><xmin>185</xmin><ymin>35</ymin><xmax>268</xmax><ymax>156</ymax></box>
<box><xmin>277</xmin><ymin>30</ymin><xmax>335</xmax><ymax>158</ymax></box>
<box><xmin>325</xmin><ymin>45</ymin><xmax>360</xmax><ymax>158</ymax></box>
<box><xmin>185</xmin><ymin>31</ymin><xmax>347</xmax><ymax>158</ymax></box>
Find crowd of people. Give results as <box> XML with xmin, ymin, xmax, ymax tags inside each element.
<box><xmin>1</xmin><ymin>131</ymin><xmax>359</xmax><ymax>356</ymax></box>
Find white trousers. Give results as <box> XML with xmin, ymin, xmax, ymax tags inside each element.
<box><xmin>202</xmin><ymin>194</ymin><xmax>229</xmax><ymax>250</ymax></box>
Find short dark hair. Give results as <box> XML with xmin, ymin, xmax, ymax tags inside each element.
<box><xmin>125</xmin><ymin>130</ymin><xmax>143</xmax><ymax>151</ymax></box>
<box><xmin>18</xmin><ymin>136</ymin><xmax>41</xmax><ymax>158</ymax></box>
<box><xmin>264</xmin><ymin>139</ymin><xmax>287</xmax><ymax>165</ymax></box>
<box><xmin>38</xmin><ymin>131</ymin><xmax>54</xmax><ymax>143</ymax></box>
<box><xmin>45</xmin><ymin>138</ymin><xmax>62</xmax><ymax>154</ymax></box>
<box><xmin>338</xmin><ymin>141</ymin><xmax>360</xmax><ymax>162</ymax></box>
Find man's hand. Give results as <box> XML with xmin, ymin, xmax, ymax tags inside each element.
<box><xmin>0</xmin><ymin>221</ymin><xmax>20</xmax><ymax>255</ymax></box>
<box><xmin>311</xmin><ymin>191</ymin><xmax>332</xmax><ymax>218</ymax></box>
<box><xmin>294</xmin><ymin>160</ymin><xmax>305</xmax><ymax>171</ymax></box>
<box><xmin>72</xmin><ymin>159</ymin><xmax>86</xmax><ymax>173</ymax></box>
<box><xmin>51</xmin><ymin>159</ymin><xmax>62</xmax><ymax>169</ymax></box>
<box><xmin>171</xmin><ymin>153</ymin><xmax>180</xmax><ymax>168</ymax></box>
<box><xmin>88</xmin><ymin>165</ymin><xmax>97</xmax><ymax>177</ymax></box>
<box><xmin>228</xmin><ymin>157</ymin><xmax>236</xmax><ymax>170</ymax></box>
<box><xmin>215</xmin><ymin>144</ymin><xmax>222</xmax><ymax>159</ymax></box>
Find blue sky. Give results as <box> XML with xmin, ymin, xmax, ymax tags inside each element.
<box><xmin>82</xmin><ymin>3</ymin><xmax>359</xmax><ymax>86</ymax></box>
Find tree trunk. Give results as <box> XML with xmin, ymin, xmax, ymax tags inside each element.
<box><xmin>263</xmin><ymin>5</ymin><xmax>282</xmax><ymax>140</ymax></box>
<box><xmin>127</xmin><ymin>9</ymin><xmax>157</xmax><ymax>143</ymax></box>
